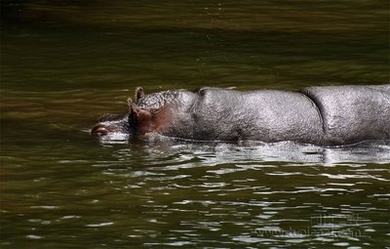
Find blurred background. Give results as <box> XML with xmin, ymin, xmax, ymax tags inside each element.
<box><xmin>1</xmin><ymin>1</ymin><xmax>389</xmax><ymax>248</ymax></box>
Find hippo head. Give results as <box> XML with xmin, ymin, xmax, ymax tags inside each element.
<box><xmin>91</xmin><ymin>88</ymin><xmax>156</xmax><ymax>143</ymax></box>
<box><xmin>91</xmin><ymin>112</ymin><xmax>132</xmax><ymax>143</ymax></box>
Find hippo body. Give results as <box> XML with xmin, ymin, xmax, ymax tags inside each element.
<box><xmin>92</xmin><ymin>85</ymin><xmax>390</xmax><ymax>145</ymax></box>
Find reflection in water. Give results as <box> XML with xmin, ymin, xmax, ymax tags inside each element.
<box><xmin>110</xmin><ymin>139</ymin><xmax>390</xmax><ymax>165</ymax></box>
<box><xmin>2</xmin><ymin>129</ymin><xmax>390</xmax><ymax>248</ymax></box>
<box><xmin>83</xmin><ymin>140</ymin><xmax>389</xmax><ymax>248</ymax></box>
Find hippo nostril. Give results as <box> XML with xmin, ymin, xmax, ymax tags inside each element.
<box><xmin>91</xmin><ymin>125</ymin><xmax>109</xmax><ymax>136</ymax></box>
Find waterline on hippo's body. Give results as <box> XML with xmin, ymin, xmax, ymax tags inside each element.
<box><xmin>91</xmin><ymin>84</ymin><xmax>390</xmax><ymax>146</ymax></box>
<box><xmin>88</xmin><ymin>131</ymin><xmax>390</xmax><ymax>164</ymax></box>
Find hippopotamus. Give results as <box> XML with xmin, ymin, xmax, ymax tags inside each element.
<box><xmin>91</xmin><ymin>85</ymin><xmax>390</xmax><ymax>145</ymax></box>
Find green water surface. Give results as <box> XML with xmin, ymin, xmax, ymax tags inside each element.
<box><xmin>1</xmin><ymin>0</ymin><xmax>389</xmax><ymax>248</ymax></box>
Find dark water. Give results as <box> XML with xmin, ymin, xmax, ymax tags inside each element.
<box><xmin>1</xmin><ymin>1</ymin><xmax>389</xmax><ymax>248</ymax></box>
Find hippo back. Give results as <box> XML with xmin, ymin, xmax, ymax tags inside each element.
<box><xmin>190</xmin><ymin>88</ymin><xmax>325</xmax><ymax>143</ymax></box>
<box><xmin>303</xmin><ymin>85</ymin><xmax>390</xmax><ymax>145</ymax></box>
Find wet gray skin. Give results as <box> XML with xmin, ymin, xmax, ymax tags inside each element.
<box><xmin>91</xmin><ymin>85</ymin><xmax>390</xmax><ymax>145</ymax></box>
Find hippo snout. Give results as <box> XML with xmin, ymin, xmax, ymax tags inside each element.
<box><xmin>91</xmin><ymin>112</ymin><xmax>133</xmax><ymax>144</ymax></box>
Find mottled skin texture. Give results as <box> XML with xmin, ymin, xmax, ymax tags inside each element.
<box><xmin>91</xmin><ymin>85</ymin><xmax>390</xmax><ymax>145</ymax></box>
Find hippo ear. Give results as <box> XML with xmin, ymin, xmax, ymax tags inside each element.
<box><xmin>129</xmin><ymin>103</ymin><xmax>152</xmax><ymax>123</ymax></box>
<box><xmin>129</xmin><ymin>103</ymin><xmax>139</xmax><ymax>118</ymax></box>
<box><xmin>128</xmin><ymin>104</ymin><xmax>153</xmax><ymax>134</ymax></box>
<box><xmin>134</xmin><ymin>87</ymin><xmax>145</xmax><ymax>103</ymax></box>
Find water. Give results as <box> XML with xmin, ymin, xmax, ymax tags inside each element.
<box><xmin>1</xmin><ymin>0</ymin><xmax>389</xmax><ymax>248</ymax></box>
